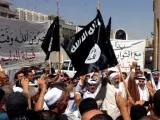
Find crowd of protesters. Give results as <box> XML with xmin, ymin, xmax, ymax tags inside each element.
<box><xmin>0</xmin><ymin>61</ymin><xmax>160</xmax><ymax>120</ymax></box>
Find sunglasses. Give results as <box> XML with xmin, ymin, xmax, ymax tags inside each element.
<box><xmin>139</xmin><ymin>80</ymin><xmax>144</xmax><ymax>83</ymax></box>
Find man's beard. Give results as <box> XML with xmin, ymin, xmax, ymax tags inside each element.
<box><xmin>139</xmin><ymin>85</ymin><xmax>145</xmax><ymax>90</ymax></box>
<box><xmin>113</xmin><ymin>82</ymin><xmax>119</xmax><ymax>89</ymax></box>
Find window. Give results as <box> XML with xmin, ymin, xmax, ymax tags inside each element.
<box><xmin>69</xmin><ymin>62</ymin><xmax>73</xmax><ymax>70</ymax></box>
<box><xmin>62</xmin><ymin>61</ymin><xmax>69</xmax><ymax>70</ymax></box>
<box><xmin>115</xmin><ymin>29</ymin><xmax>126</xmax><ymax>40</ymax></box>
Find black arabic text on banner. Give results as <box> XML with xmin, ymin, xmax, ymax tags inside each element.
<box><xmin>0</xmin><ymin>17</ymin><xmax>48</xmax><ymax>69</ymax></box>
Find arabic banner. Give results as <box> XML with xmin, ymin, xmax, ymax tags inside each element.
<box><xmin>0</xmin><ymin>17</ymin><xmax>49</xmax><ymax>70</ymax></box>
<box><xmin>111</xmin><ymin>40</ymin><xmax>146</xmax><ymax>72</ymax></box>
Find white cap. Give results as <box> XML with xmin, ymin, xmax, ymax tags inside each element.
<box><xmin>44</xmin><ymin>88</ymin><xmax>63</xmax><ymax>106</ymax></box>
<box><xmin>88</xmin><ymin>79</ymin><xmax>97</xmax><ymax>84</ymax></box>
<box><xmin>109</xmin><ymin>72</ymin><xmax>119</xmax><ymax>81</ymax></box>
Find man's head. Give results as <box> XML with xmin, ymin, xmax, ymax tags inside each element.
<box><xmin>0</xmin><ymin>71</ymin><xmax>9</xmax><ymax>86</ymax></box>
<box><xmin>72</xmin><ymin>79</ymin><xmax>78</xmax><ymax>87</ymax></box>
<box><xmin>87</xmin><ymin>79</ymin><xmax>98</xmax><ymax>93</ymax></box>
<box><xmin>50</xmin><ymin>82</ymin><xmax>67</xmax><ymax>92</ymax></box>
<box><xmin>14</xmin><ymin>71</ymin><xmax>24</xmax><ymax>81</ymax></box>
<box><xmin>82</xmin><ymin>110</ymin><xmax>103</xmax><ymax>120</ymax></box>
<box><xmin>136</xmin><ymin>71</ymin><xmax>143</xmax><ymax>78</ymax></box>
<box><xmin>24</xmin><ymin>70</ymin><xmax>34</xmax><ymax>82</ymax></box>
<box><xmin>44</xmin><ymin>87</ymin><xmax>69</xmax><ymax>114</ymax></box>
<box><xmin>140</xmin><ymin>115</ymin><xmax>158</xmax><ymax>120</ymax></box>
<box><xmin>109</xmin><ymin>72</ymin><xmax>120</xmax><ymax>88</ymax></box>
<box><xmin>79</xmin><ymin>98</ymin><xmax>98</xmax><ymax>116</ymax></box>
<box><xmin>130</xmin><ymin>105</ymin><xmax>147</xmax><ymax>120</ymax></box>
<box><xmin>0</xmin><ymin>71</ymin><xmax>8</xmax><ymax>80</ymax></box>
<box><xmin>90</xmin><ymin>114</ymin><xmax>113</xmax><ymax>120</ymax></box>
<box><xmin>80</xmin><ymin>75</ymin><xmax>86</xmax><ymax>81</ymax></box>
<box><xmin>1</xmin><ymin>85</ymin><xmax>13</xmax><ymax>110</ymax></box>
<box><xmin>92</xmin><ymin>72</ymin><xmax>99</xmax><ymax>80</ymax></box>
<box><xmin>137</xmin><ymin>77</ymin><xmax>146</xmax><ymax>87</ymax></box>
<box><xmin>136</xmin><ymin>65</ymin><xmax>141</xmax><ymax>73</ymax></box>
<box><xmin>122</xmin><ymin>72</ymin><xmax>127</xmax><ymax>80</ymax></box>
<box><xmin>152</xmin><ymin>70</ymin><xmax>159</xmax><ymax>82</ymax></box>
<box><xmin>6</xmin><ymin>92</ymin><xmax>28</xmax><ymax>119</ymax></box>
<box><xmin>45</xmin><ymin>67</ymin><xmax>50</xmax><ymax>74</ymax></box>
<box><xmin>39</xmin><ymin>110</ymin><xmax>60</xmax><ymax>120</ymax></box>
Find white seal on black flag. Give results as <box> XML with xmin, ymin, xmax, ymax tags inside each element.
<box><xmin>85</xmin><ymin>44</ymin><xmax>101</xmax><ymax>64</ymax></box>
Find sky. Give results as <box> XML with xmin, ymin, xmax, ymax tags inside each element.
<box><xmin>8</xmin><ymin>0</ymin><xmax>153</xmax><ymax>39</ymax></box>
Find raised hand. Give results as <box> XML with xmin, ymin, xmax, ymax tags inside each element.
<box><xmin>37</xmin><ymin>74</ymin><xmax>47</xmax><ymax>92</ymax></box>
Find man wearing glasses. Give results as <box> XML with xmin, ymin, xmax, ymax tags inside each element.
<box><xmin>137</xmin><ymin>76</ymin><xmax>149</xmax><ymax>101</ymax></box>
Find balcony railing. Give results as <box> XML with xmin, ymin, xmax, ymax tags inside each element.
<box><xmin>0</xmin><ymin>8</ymin><xmax>16</xmax><ymax>15</ymax></box>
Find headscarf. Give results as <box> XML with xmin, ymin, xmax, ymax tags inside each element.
<box><xmin>150</xmin><ymin>70</ymin><xmax>160</xmax><ymax>90</ymax></box>
<box><xmin>109</xmin><ymin>72</ymin><xmax>119</xmax><ymax>82</ymax></box>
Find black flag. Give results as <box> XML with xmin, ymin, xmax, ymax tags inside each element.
<box><xmin>41</xmin><ymin>16</ymin><xmax>60</xmax><ymax>61</ymax></box>
<box><xmin>105</xmin><ymin>17</ymin><xmax>118</xmax><ymax>67</ymax></box>
<box><xmin>106</xmin><ymin>17</ymin><xmax>111</xmax><ymax>40</ymax></box>
<box><xmin>61</xmin><ymin>10</ymin><xmax>118</xmax><ymax>78</ymax></box>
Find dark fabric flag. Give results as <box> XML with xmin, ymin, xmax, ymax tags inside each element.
<box><xmin>61</xmin><ymin>10</ymin><xmax>118</xmax><ymax>78</ymax></box>
<box><xmin>106</xmin><ymin>17</ymin><xmax>111</xmax><ymax>40</ymax></box>
<box><xmin>105</xmin><ymin>17</ymin><xmax>118</xmax><ymax>67</ymax></box>
<box><xmin>41</xmin><ymin>16</ymin><xmax>60</xmax><ymax>61</ymax></box>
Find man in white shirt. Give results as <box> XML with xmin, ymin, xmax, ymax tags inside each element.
<box><xmin>150</xmin><ymin>70</ymin><xmax>160</xmax><ymax>90</ymax></box>
<box><xmin>136</xmin><ymin>76</ymin><xmax>149</xmax><ymax>101</ymax></box>
<box><xmin>101</xmin><ymin>72</ymin><xmax>128</xmax><ymax>120</ymax></box>
<box><xmin>83</xmin><ymin>79</ymin><xmax>99</xmax><ymax>99</ymax></box>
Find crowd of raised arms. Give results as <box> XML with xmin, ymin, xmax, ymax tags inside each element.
<box><xmin>0</xmin><ymin>60</ymin><xmax>160</xmax><ymax>120</ymax></box>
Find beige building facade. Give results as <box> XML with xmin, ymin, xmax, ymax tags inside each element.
<box><xmin>0</xmin><ymin>1</ymin><xmax>17</xmax><ymax>19</ymax></box>
<box><xmin>15</xmin><ymin>8</ymin><xmax>48</xmax><ymax>22</ymax></box>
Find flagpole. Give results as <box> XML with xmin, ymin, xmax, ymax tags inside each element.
<box><xmin>56</xmin><ymin>0</ymin><xmax>61</xmax><ymax>71</ymax></box>
<box><xmin>97</xmin><ymin>0</ymin><xmax>100</xmax><ymax>9</ymax></box>
<box><xmin>49</xmin><ymin>58</ymin><xmax>52</xmax><ymax>74</ymax></box>
<box><xmin>96</xmin><ymin>1</ymin><xmax>132</xmax><ymax>100</ymax></box>
<box><xmin>57</xmin><ymin>0</ymin><xmax>59</xmax><ymax>17</ymax></box>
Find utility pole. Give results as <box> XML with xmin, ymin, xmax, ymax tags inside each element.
<box><xmin>153</xmin><ymin>0</ymin><xmax>160</xmax><ymax>70</ymax></box>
